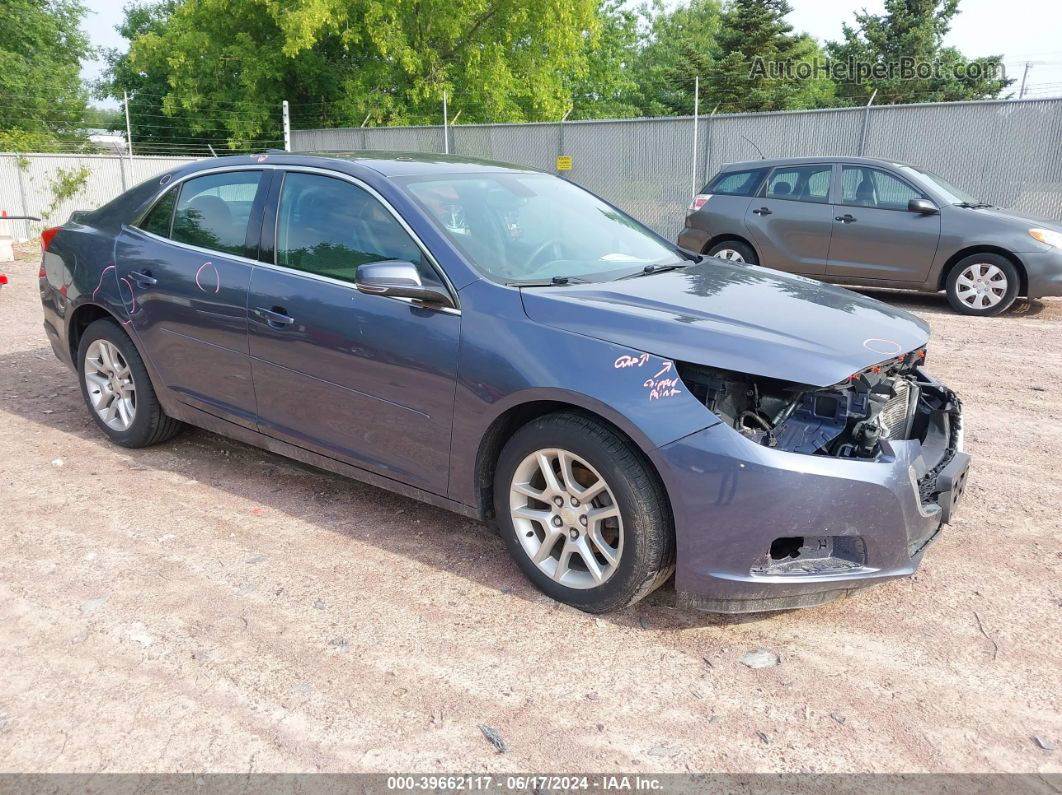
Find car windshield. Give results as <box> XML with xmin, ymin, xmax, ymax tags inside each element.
<box><xmin>398</xmin><ymin>173</ymin><xmax>684</xmax><ymax>283</ymax></box>
<box><xmin>899</xmin><ymin>165</ymin><xmax>981</xmax><ymax>205</ymax></box>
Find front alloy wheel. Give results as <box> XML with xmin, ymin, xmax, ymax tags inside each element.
<box><xmin>509</xmin><ymin>448</ymin><xmax>623</xmax><ymax>588</ymax></box>
<box><xmin>494</xmin><ymin>412</ymin><xmax>674</xmax><ymax>613</ymax></box>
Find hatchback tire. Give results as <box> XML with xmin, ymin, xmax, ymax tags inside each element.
<box><xmin>707</xmin><ymin>240</ymin><xmax>758</xmax><ymax>265</ymax></box>
<box><xmin>77</xmin><ymin>318</ymin><xmax>182</xmax><ymax>447</ymax></box>
<box><xmin>494</xmin><ymin>412</ymin><xmax>674</xmax><ymax>613</ymax></box>
<box><xmin>945</xmin><ymin>253</ymin><xmax>1019</xmax><ymax>316</ymax></box>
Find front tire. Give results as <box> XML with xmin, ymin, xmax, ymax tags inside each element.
<box><xmin>77</xmin><ymin>318</ymin><xmax>182</xmax><ymax>447</ymax></box>
<box><xmin>945</xmin><ymin>254</ymin><xmax>1019</xmax><ymax>315</ymax></box>
<box><xmin>707</xmin><ymin>239</ymin><xmax>758</xmax><ymax>265</ymax></box>
<box><xmin>494</xmin><ymin>412</ymin><xmax>674</xmax><ymax>613</ymax></box>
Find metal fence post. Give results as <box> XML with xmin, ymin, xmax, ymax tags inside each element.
<box><xmin>118</xmin><ymin>153</ymin><xmax>128</xmax><ymax>191</ymax></box>
<box><xmin>14</xmin><ymin>153</ymin><xmax>30</xmax><ymax>239</ymax></box>
<box><xmin>858</xmin><ymin>89</ymin><xmax>877</xmax><ymax>156</ymax></box>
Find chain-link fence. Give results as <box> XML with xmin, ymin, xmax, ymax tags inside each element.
<box><xmin>0</xmin><ymin>153</ymin><xmax>196</xmax><ymax>241</ymax></box>
<box><xmin>294</xmin><ymin>97</ymin><xmax>1062</xmax><ymax>240</ymax></box>
<box><xmin>3</xmin><ymin>98</ymin><xmax>1059</xmax><ymax>245</ymax></box>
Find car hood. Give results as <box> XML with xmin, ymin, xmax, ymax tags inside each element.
<box><xmin>962</xmin><ymin>205</ymin><xmax>1062</xmax><ymax>229</ymax></box>
<box><xmin>519</xmin><ymin>262</ymin><xmax>930</xmax><ymax>387</ymax></box>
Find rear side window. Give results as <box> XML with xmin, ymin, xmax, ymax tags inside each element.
<box><xmin>705</xmin><ymin>168</ymin><xmax>766</xmax><ymax>196</ymax></box>
<box><xmin>764</xmin><ymin>164</ymin><xmax>832</xmax><ymax>203</ymax></box>
<box><xmin>841</xmin><ymin>166</ymin><xmax>924</xmax><ymax>210</ymax></box>
<box><xmin>138</xmin><ymin>189</ymin><xmax>177</xmax><ymax>237</ymax></box>
<box><xmin>171</xmin><ymin>171</ymin><xmax>263</xmax><ymax>256</ymax></box>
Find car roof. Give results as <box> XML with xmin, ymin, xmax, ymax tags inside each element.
<box><xmin>179</xmin><ymin>151</ymin><xmax>541</xmax><ymax>178</ymax></box>
<box><xmin>718</xmin><ymin>155</ymin><xmax>917</xmax><ymax>171</ymax></box>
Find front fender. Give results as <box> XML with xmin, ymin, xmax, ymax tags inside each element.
<box><xmin>447</xmin><ymin>280</ymin><xmax>719</xmax><ymax>507</ymax></box>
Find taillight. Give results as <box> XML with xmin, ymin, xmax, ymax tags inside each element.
<box><xmin>688</xmin><ymin>194</ymin><xmax>711</xmax><ymax>212</ymax></box>
<box><xmin>41</xmin><ymin>226</ymin><xmax>60</xmax><ymax>253</ymax></box>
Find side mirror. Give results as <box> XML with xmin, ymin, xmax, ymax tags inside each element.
<box><xmin>355</xmin><ymin>260</ymin><xmax>453</xmax><ymax>307</ymax></box>
<box><xmin>908</xmin><ymin>198</ymin><xmax>938</xmax><ymax>215</ymax></box>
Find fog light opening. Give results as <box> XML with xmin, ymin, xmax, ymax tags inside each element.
<box><xmin>770</xmin><ymin>536</ymin><xmax>804</xmax><ymax>560</ymax></box>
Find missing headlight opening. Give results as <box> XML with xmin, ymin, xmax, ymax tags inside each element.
<box><xmin>676</xmin><ymin>347</ymin><xmax>949</xmax><ymax>460</ymax></box>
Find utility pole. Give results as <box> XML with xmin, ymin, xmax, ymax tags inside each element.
<box><xmin>442</xmin><ymin>91</ymin><xmax>449</xmax><ymax>154</ymax></box>
<box><xmin>1019</xmin><ymin>62</ymin><xmax>1032</xmax><ymax>99</ymax></box>
<box><xmin>282</xmin><ymin>100</ymin><xmax>291</xmax><ymax>151</ymax></box>
<box><xmin>123</xmin><ymin>90</ymin><xmax>133</xmax><ymax>166</ymax></box>
<box><xmin>858</xmin><ymin>89</ymin><xmax>877</xmax><ymax>156</ymax></box>
<box><xmin>691</xmin><ymin>76</ymin><xmax>700</xmax><ymax>200</ymax></box>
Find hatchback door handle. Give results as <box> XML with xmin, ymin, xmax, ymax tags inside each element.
<box><xmin>255</xmin><ymin>306</ymin><xmax>295</xmax><ymax>327</ymax></box>
<box><xmin>752</xmin><ymin>207</ymin><xmax>772</xmax><ymax>215</ymax></box>
<box><xmin>129</xmin><ymin>270</ymin><xmax>157</xmax><ymax>287</ymax></box>
<box><xmin>835</xmin><ymin>214</ymin><xmax>857</xmax><ymax>223</ymax></box>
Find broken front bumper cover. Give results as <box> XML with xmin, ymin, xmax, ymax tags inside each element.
<box><xmin>657</xmin><ymin>367</ymin><xmax>968</xmax><ymax>613</ymax></box>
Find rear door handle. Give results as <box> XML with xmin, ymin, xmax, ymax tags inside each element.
<box><xmin>129</xmin><ymin>270</ymin><xmax>157</xmax><ymax>287</ymax></box>
<box><xmin>752</xmin><ymin>207</ymin><xmax>772</xmax><ymax>215</ymax></box>
<box><xmin>255</xmin><ymin>306</ymin><xmax>295</xmax><ymax>327</ymax></box>
<box><xmin>835</xmin><ymin>214</ymin><xmax>857</xmax><ymax>223</ymax></box>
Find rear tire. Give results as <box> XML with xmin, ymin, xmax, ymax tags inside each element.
<box><xmin>493</xmin><ymin>412</ymin><xmax>674</xmax><ymax>613</ymax></box>
<box><xmin>77</xmin><ymin>318</ymin><xmax>182</xmax><ymax>448</ymax></box>
<box><xmin>945</xmin><ymin>253</ymin><xmax>1019</xmax><ymax>316</ymax></box>
<box><xmin>707</xmin><ymin>239</ymin><xmax>758</xmax><ymax>265</ymax></box>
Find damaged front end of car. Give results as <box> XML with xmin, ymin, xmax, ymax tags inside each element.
<box><xmin>677</xmin><ymin>347</ymin><xmax>967</xmax><ymax>521</ymax></box>
<box><xmin>661</xmin><ymin>348</ymin><xmax>972</xmax><ymax>612</ymax></box>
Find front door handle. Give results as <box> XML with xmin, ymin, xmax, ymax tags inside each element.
<box><xmin>129</xmin><ymin>270</ymin><xmax>157</xmax><ymax>288</ymax></box>
<box><xmin>835</xmin><ymin>214</ymin><xmax>857</xmax><ymax>223</ymax></box>
<box><xmin>255</xmin><ymin>306</ymin><xmax>295</xmax><ymax>327</ymax></box>
<box><xmin>752</xmin><ymin>207</ymin><xmax>773</xmax><ymax>215</ymax></box>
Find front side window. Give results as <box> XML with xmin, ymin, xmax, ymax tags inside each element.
<box><xmin>171</xmin><ymin>171</ymin><xmax>263</xmax><ymax>256</ymax></box>
<box><xmin>399</xmin><ymin>173</ymin><xmax>682</xmax><ymax>283</ymax></box>
<box><xmin>275</xmin><ymin>172</ymin><xmax>429</xmax><ymax>284</ymax></box>
<box><xmin>841</xmin><ymin>166</ymin><xmax>924</xmax><ymax>210</ymax></box>
<box><xmin>764</xmin><ymin>165</ymin><xmax>832</xmax><ymax>203</ymax></box>
<box><xmin>706</xmin><ymin>168</ymin><xmax>766</xmax><ymax>197</ymax></box>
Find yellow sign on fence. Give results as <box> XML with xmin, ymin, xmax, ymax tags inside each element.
<box><xmin>556</xmin><ymin>155</ymin><xmax>573</xmax><ymax>172</ymax></box>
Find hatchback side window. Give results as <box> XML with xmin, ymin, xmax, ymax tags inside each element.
<box><xmin>764</xmin><ymin>165</ymin><xmax>831</xmax><ymax>203</ymax></box>
<box><xmin>841</xmin><ymin>166</ymin><xmax>923</xmax><ymax>210</ymax></box>
<box><xmin>137</xmin><ymin>188</ymin><xmax>178</xmax><ymax>237</ymax></box>
<box><xmin>275</xmin><ymin>172</ymin><xmax>434</xmax><ymax>285</ymax></box>
<box><xmin>706</xmin><ymin>168</ymin><xmax>766</xmax><ymax>196</ymax></box>
<box><xmin>171</xmin><ymin>171</ymin><xmax>263</xmax><ymax>256</ymax></box>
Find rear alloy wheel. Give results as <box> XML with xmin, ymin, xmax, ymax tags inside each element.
<box><xmin>77</xmin><ymin>318</ymin><xmax>182</xmax><ymax>447</ymax></box>
<box><xmin>494</xmin><ymin>413</ymin><xmax>674</xmax><ymax>613</ymax></box>
<box><xmin>707</xmin><ymin>240</ymin><xmax>757</xmax><ymax>265</ymax></box>
<box><xmin>945</xmin><ymin>254</ymin><xmax>1019</xmax><ymax>315</ymax></box>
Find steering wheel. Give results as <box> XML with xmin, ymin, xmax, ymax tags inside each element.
<box><xmin>526</xmin><ymin>239</ymin><xmax>567</xmax><ymax>268</ymax></box>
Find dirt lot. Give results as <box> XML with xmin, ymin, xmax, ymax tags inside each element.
<box><xmin>0</xmin><ymin>240</ymin><xmax>1059</xmax><ymax>774</ymax></box>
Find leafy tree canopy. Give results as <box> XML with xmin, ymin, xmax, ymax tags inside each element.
<box><xmin>0</xmin><ymin>0</ymin><xmax>93</xmax><ymax>148</ymax></box>
<box><xmin>826</xmin><ymin>0</ymin><xmax>1011</xmax><ymax>104</ymax></box>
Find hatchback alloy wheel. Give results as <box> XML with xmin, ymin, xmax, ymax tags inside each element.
<box><xmin>953</xmin><ymin>262</ymin><xmax>1008</xmax><ymax>310</ymax></box>
<box><xmin>83</xmin><ymin>338</ymin><xmax>137</xmax><ymax>431</ymax></box>
<box><xmin>509</xmin><ymin>447</ymin><xmax>623</xmax><ymax>589</ymax></box>
<box><xmin>712</xmin><ymin>248</ymin><xmax>745</xmax><ymax>263</ymax></box>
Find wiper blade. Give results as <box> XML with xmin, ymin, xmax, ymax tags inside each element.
<box><xmin>507</xmin><ymin>275</ymin><xmax>588</xmax><ymax>287</ymax></box>
<box><xmin>614</xmin><ymin>263</ymin><xmax>689</xmax><ymax>280</ymax></box>
<box><xmin>957</xmin><ymin>201</ymin><xmax>993</xmax><ymax>209</ymax></box>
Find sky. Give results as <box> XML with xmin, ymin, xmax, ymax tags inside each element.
<box><xmin>80</xmin><ymin>0</ymin><xmax>1062</xmax><ymax>107</ymax></box>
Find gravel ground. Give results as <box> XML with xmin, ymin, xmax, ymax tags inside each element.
<box><xmin>0</xmin><ymin>241</ymin><xmax>1059</xmax><ymax>774</ymax></box>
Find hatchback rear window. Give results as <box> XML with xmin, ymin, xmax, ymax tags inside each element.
<box><xmin>704</xmin><ymin>168</ymin><xmax>767</xmax><ymax>197</ymax></box>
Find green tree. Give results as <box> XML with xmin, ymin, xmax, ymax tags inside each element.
<box><xmin>826</xmin><ymin>0</ymin><xmax>1011</xmax><ymax>105</ymax></box>
<box><xmin>102</xmin><ymin>0</ymin><xmax>598</xmax><ymax>151</ymax></box>
<box><xmin>0</xmin><ymin>0</ymin><xmax>93</xmax><ymax>150</ymax></box>
<box><xmin>705</xmin><ymin>0</ymin><xmax>834</xmax><ymax>113</ymax></box>
<box><xmin>631</xmin><ymin>0</ymin><xmax>723</xmax><ymax>117</ymax></box>
<box><xmin>568</xmin><ymin>2</ymin><xmax>642</xmax><ymax>120</ymax></box>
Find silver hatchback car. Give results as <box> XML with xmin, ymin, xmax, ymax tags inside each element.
<box><xmin>678</xmin><ymin>156</ymin><xmax>1062</xmax><ymax>315</ymax></box>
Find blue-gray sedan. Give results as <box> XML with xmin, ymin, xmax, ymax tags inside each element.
<box><xmin>39</xmin><ymin>153</ymin><xmax>970</xmax><ymax>613</ymax></box>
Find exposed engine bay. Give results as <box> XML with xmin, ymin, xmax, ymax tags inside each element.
<box><xmin>677</xmin><ymin>348</ymin><xmax>961</xmax><ymax>464</ymax></box>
